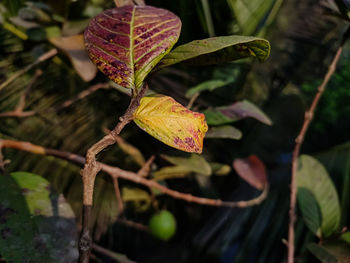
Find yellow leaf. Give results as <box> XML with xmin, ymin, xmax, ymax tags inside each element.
<box><xmin>133</xmin><ymin>95</ymin><xmax>208</xmax><ymax>153</ymax></box>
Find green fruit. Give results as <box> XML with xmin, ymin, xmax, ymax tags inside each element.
<box><xmin>148</xmin><ymin>210</ymin><xmax>176</xmax><ymax>241</ymax></box>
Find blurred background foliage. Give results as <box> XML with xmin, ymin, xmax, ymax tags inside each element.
<box><xmin>0</xmin><ymin>0</ymin><xmax>350</xmax><ymax>262</ymax></box>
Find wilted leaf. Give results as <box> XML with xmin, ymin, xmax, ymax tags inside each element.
<box><xmin>133</xmin><ymin>95</ymin><xmax>208</xmax><ymax>153</ymax></box>
<box><xmin>161</xmin><ymin>154</ymin><xmax>212</xmax><ymax>176</ymax></box>
<box><xmin>155</xmin><ymin>35</ymin><xmax>270</xmax><ymax>70</ymax></box>
<box><xmin>297</xmin><ymin>155</ymin><xmax>341</xmax><ymax>238</ymax></box>
<box><xmin>205</xmin><ymin>125</ymin><xmax>242</xmax><ymax>140</ymax></box>
<box><xmin>50</xmin><ymin>34</ymin><xmax>97</xmax><ymax>82</ymax></box>
<box><xmin>153</xmin><ymin>166</ymin><xmax>192</xmax><ymax>181</ymax></box>
<box><xmin>210</xmin><ymin>162</ymin><xmax>231</xmax><ymax>175</ymax></box>
<box><xmin>233</xmin><ymin>155</ymin><xmax>267</xmax><ymax>190</ymax></box>
<box><xmin>84</xmin><ymin>5</ymin><xmax>181</xmax><ymax>90</ymax></box>
<box><xmin>115</xmin><ymin>135</ymin><xmax>145</xmax><ymax>166</ymax></box>
<box><xmin>185</xmin><ymin>78</ymin><xmax>233</xmax><ymax>98</ymax></box>
<box><xmin>297</xmin><ymin>188</ymin><xmax>322</xmax><ymax>237</ymax></box>
<box><xmin>308</xmin><ymin>241</ymin><xmax>350</xmax><ymax>263</ymax></box>
<box><xmin>203</xmin><ymin>100</ymin><xmax>272</xmax><ymax>126</ymax></box>
<box><xmin>122</xmin><ymin>187</ymin><xmax>151</xmax><ymax>212</ymax></box>
<box><xmin>0</xmin><ymin>172</ymin><xmax>78</xmax><ymax>263</ymax></box>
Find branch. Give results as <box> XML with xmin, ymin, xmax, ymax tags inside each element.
<box><xmin>0</xmin><ymin>49</ymin><xmax>57</xmax><ymax>92</ymax></box>
<box><xmin>0</xmin><ymin>138</ymin><xmax>268</xmax><ymax>208</ymax></box>
<box><xmin>54</xmin><ymin>83</ymin><xmax>110</xmax><ymax>112</ymax></box>
<box><xmin>0</xmin><ymin>69</ymin><xmax>42</xmax><ymax>119</ymax></box>
<box><xmin>287</xmin><ymin>28</ymin><xmax>349</xmax><ymax>263</ymax></box>
<box><xmin>79</xmin><ymin>85</ymin><xmax>148</xmax><ymax>262</ymax></box>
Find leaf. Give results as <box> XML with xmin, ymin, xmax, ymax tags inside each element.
<box><xmin>210</xmin><ymin>162</ymin><xmax>232</xmax><ymax>175</ymax></box>
<box><xmin>203</xmin><ymin>100</ymin><xmax>272</xmax><ymax>126</ymax></box>
<box><xmin>122</xmin><ymin>187</ymin><xmax>151</xmax><ymax>212</ymax></box>
<box><xmin>133</xmin><ymin>95</ymin><xmax>208</xmax><ymax>153</ymax></box>
<box><xmin>297</xmin><ymin>188</ymin><xmax>322</xmax><ymax>237</ymax></box>
<box><xmin>49</xmin><ymin>34</ymin><xmax>98</xmax><ymax>82</ymax></box>
<box><xmin>227</xmin><ymin>0</ymin><xmax>275</xmax><ymax>35</ymax></box>
<box><xmin>308</xmin><ymin>243</ymin><xmax>338</xmax><ymax>263</ymax></box>
<box><xmin>233</xmin><ymin>155</ymin><xmax>267</xmax><ymax>190</ymax></box>
<box><xmin>161</xmin><ymin>153</ymin><xmax>212</xmax><ymax>176</ymax></box>
<box><xmin>84</xmin><ymin>5</ymin><xmax>181</xmax><ymax>90</ymax></box>
<box><xmin>297</xmin><ymin>155</ymin><xmax>341</xmax><ymax>238</ymax></box>
<box><xmin>341</xmin><ymin>232</ymin><xmax>350</xmax><ymax>244</ymax></box>
<box><xmin>308</xmin><ymin>241</ymin><xmax>350</xmax><ymax>263</ymax></box>
<box><xmin>185</xmin><ymin>78</ymin><xmax>233</xmax><ymax>98</ymax></box>
<box><xmin>205</xmin><ymin>125</ymin><xmax>242</xmax><ymax>140</ymax></box>
<box><xmin>0</xmin><ymin>172</ymin><xmax>78</xmax><ymax>263</ymax></box>
<box><xmin>115</xmin><ymin>135</ymin><xmax>145</xmax><ymax>166</ymax></box>
<box><xmin>155</xmin><ymin>35</ymin><xmax>270</xmax><ymax>70</ymax></box>
<box><xmin>153</xmin><ymin>166</ymin><xmax>192</xmax><ymax>181</ymax></box>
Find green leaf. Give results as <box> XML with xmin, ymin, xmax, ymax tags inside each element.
<box><xmin>308</xmin><ymin>243</ymin><xmax>338</xmax><ymax>263</ymax></box>
<box><xmin>341</xmin><ymin>232</ymin><xmax>350</xmax><ymax>244</ymax></box>
<box><xmin>122</xmin><ymin>187</ymin><xmax>151</xmax><ymax>212</ymax></box>
<box><xmin>0</xmin><ymin>172</ymin><xmax>78</xmax><ymax>263</ymax></box>
<box><xmin>210</xmin><ymin>162</ymin><xmax>232</xmax><ymax>175</ymax></box>
<box><xmin>155</xmin><ymin>35</ymin><xmax>270</xmax><ymax>70</ymax></box>
<box><xmin>308</xmin><ymin>241</ymin><xmax>350</xmax><ymax>263</ymax></box>
<box><xmin>153</xmin><ymin>166</ymin><xmax>192</xmax><ymax>181</ymax></box>
<box><xmin>205</xmin><ymin>125</ymin><xmax>242</xmax><ymax>140</ymax></box>
<box><xmin>185</xmin><ymin>78</ymin><xmax>234</xmax><ymax>98</ymax></box>
<box><xmin>227</xmin><ymin>0</ymin><xmax>275</xmax><ymax>35</ymax></box>
<box><xmin>161</xmin><ymin>153</ymin><xmax>212</xmax><ymax>176</ymax></box>
<box><xmin>133</xmin><ymin>95</ymin><xmax>208</xmax><ymax>153</ymax></box>
<box><xmin>297</xmin><ymin>188</ymin><xmax>322</xmax><ymax>237</ymax></box>
<box><xmin>297</xmin><ymin>155</ymin><xmax>341</xmax><ymax>238</ymax></box>
<box><xmin>203</xmin><ymin>100</ymin><xmax>272</xmax><ymax>126</ymax></box>
<box><xmin>84</xmin><ymin>5</ymin><xmax>181</xmax><ymax>90</ymax></box>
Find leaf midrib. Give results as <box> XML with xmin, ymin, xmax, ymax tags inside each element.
<box><xmin>130</xmin><ymin>6</ymin><xmax>136</xmax><ymax>88</ymax></box>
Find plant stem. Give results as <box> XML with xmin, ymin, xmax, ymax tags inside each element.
<box><xmin>79</xmin><ymin>86</ymin><xmax>147</xmax><ymax>262</ymax></box>
<box><xmin>287</xmin><ymin>28</ymin><xmax>349</xmax><ymax>263</ymax></box>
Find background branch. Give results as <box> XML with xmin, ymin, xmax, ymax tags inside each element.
<box><xmin>287</xmin><ymin>28</ymin><xmax>349</xmax><ymax>263</ymax></box>
<box><xmin>0</xmin><ymin>138</ymin><xmax>268</xmax><ymax>208</ymax></box>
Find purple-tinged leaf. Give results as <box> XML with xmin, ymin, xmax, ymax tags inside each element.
<box><xmin>203</xmin><ymin>100</ymin><xmax>272</xmax><ymax>126</ymax></box>
<box><xmin>233</xmin><ymin>155</ymin><xmax>267</xmax><ymax>190</ymax></box>
<box><xmin>84</xmin><ymin>5</ymin><xmax>181</xmax><ymax>90</ymax></box>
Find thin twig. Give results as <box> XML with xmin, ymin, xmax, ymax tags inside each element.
<box><xmin>113</xmin><ymin>177</ymin><xmax>124</xmax><ymax>216</ymax></box>
<box><xmin>0</xmin><ymin>69</ymin><xmax>42</xmax><ymax>119</ymax></box>
<box><xmin>0</xmin><ymin>82</ymin><xmax>110</xmax><ymax>119</ymax></box>
<box><xmin>79</xmin><ymin>85</ymin><xmax>148</xmax><ymax>262</ymax></box>
<box><xmin>55</xmin><ymin>83</ymin><xmax>110</xmax><ymax>112</ymax></box>
<box><xmin>137</xmin><ymin>155</ymin><xmax>155</xmax><ymax>177</ymax></box>
<box><xmin>187</xmin><ymin>92</ymin><xmax>200</xmax><ymax>109</ymax></box>
<box><xmin>0</xmin><ymin>138</ymin><xmax>269</xmax><ymax>208</ymax></box>
<box><xmin>287</xmin><ymin>28</ymin><xmax>349</xmax><ymax>263</ymax></box>
<box><xmin>91</xmin><ymin>243</ymin><xmax>136</xmax><ymax>263</ymax></box>
<box><xmin>116</xmin><ymin>218</ymin><xmax>149</xmax><ymax>232</ymax></box>
<box><xmin>0</xmin><ymin>49</ymin><xmax>57</xmax><ymax>92</ymax></box>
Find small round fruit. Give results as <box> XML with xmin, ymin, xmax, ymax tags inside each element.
<box><xmin>148</xmin><ymin>210</ymin><xmax>176</xmax><ymax>241</ymax></box>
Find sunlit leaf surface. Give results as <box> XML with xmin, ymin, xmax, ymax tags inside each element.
<box><xmin>133</xmin><ymin>95</ymin><xmax>208</xmax><ymax>153</ymax></box>
<box><xmin>84</xmin><ymin>5</ymin><xmax>181</xmax><ymax>90</ymax></box>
